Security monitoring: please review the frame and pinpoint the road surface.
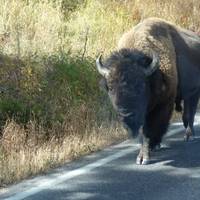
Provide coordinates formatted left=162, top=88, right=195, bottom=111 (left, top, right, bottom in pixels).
left=1, top=117, right=200, bottom=200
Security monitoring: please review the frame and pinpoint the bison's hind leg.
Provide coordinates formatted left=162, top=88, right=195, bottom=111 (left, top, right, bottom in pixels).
left=175, top=92, right=182, bottom=112
left=182, top=92, right=199, bottom=141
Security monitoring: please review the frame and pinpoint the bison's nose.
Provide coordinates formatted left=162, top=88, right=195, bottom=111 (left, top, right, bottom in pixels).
left=119, top=112, right=133, bottom=117
left=117, top=108, right=134, bottom=119
left=117, top=111, right=133, bottom=123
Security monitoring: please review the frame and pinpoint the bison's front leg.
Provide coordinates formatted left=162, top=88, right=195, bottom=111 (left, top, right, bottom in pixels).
left=136, top=135, right=150, bottom=165
left=136, top=101, right=174, bottom=165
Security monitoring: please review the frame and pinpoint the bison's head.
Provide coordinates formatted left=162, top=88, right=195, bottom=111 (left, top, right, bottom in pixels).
left=96, top=48, right=159, bottom=137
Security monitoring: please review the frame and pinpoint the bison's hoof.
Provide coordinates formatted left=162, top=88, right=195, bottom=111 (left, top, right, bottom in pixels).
left=184, top=132, right=194, bottom=142
left=142, top=159, right=150, bottom=165
left=136, top=156, right=141, bottom=165
left=184, top=135, right=194, bottom=142
left=136, top=156, right=150, bottom=165
left=184, top=127, right=195, bottom=142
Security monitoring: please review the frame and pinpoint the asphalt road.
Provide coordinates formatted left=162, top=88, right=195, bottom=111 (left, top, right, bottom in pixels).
left=1, top=118, right=200, bottom=200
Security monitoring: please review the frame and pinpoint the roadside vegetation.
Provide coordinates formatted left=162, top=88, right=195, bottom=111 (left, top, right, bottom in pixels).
left=0, top=0, right=199, bottom=186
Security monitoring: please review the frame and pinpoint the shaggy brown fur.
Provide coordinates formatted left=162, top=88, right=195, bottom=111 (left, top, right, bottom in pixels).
left=118, top=18, right=178, bottom=146
left=118, top=18, right=178, bottom=101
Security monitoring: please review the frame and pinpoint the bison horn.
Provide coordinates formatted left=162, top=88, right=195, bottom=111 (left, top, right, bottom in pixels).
left=144, top=52, right=159, bottom=76
left=96, top=54, right=110, bottom=78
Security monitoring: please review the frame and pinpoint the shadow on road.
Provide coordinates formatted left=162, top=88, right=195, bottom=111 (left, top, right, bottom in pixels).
left=26, top=125, right=200, bottom=200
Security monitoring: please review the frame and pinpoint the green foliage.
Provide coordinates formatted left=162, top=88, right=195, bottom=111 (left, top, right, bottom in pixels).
left=0, top=99, right=23, bottom=116
left=0, top=0, right=133, bottom=130
left=1, top=97, right=29, bottom=125
left=38, top=55, right=101, bottom=123
left=49, top=55, right=99, bottom=102
left=0, top=54, right=104, bottom=126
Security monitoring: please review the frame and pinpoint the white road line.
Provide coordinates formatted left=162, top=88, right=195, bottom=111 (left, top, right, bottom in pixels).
left=166, top=127, right=184, bottom=137
left=2, top=146, right=137, bottom=200
left=1, top=123, right=194, bottom=200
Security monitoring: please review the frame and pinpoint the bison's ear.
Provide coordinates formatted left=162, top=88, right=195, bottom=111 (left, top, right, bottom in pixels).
left=96, top=55, right=110, bottom=78
left=140, top=52, right=159, bottom=77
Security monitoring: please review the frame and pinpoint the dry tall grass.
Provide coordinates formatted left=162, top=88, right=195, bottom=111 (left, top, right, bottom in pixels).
left=0, top=119, right=127, bottom=185
left=0, top=0, right=65, bottom=57
left=133, top=0, right=200, bottom=32
left=0, top=0, right=134, bottom=58
left=0, top=0, right=199, bottom=187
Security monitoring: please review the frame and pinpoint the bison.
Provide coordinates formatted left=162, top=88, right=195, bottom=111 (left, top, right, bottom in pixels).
left=96, top=18, right=200, bottom=165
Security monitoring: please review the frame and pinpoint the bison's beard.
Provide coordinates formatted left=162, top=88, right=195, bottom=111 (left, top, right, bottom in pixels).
left=121, top=115, right=143, bottom=138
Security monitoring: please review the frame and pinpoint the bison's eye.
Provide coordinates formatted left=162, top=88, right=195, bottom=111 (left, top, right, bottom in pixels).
left=107, top=83, right=114, bottom=92
left=108, top=86, right=114, bottom=92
